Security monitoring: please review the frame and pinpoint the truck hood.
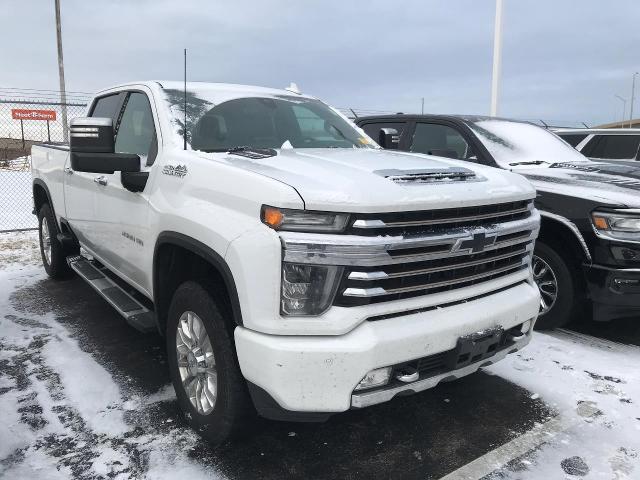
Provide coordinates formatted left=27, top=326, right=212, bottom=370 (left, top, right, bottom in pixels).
left=204, top=148, right=535, bottom=212
left=518, top=161, right=640, bottom=208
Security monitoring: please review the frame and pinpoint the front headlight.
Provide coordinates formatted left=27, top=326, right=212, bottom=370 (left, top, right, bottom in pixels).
left=281, top=263, right=343, bottom=316
left=592, top=211, right=640, bottom=241
left=261, top=205, right=349, bottom=233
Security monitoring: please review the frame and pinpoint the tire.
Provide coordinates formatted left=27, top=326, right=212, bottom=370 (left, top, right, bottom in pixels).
left=532, top=241, right=579, bottom=330
left=38, top=204, right=73, bottom=279
left=166, top=280, right=254, bottom=445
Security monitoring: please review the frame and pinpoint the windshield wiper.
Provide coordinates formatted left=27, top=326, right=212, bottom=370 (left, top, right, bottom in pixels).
left=508, top=160, right=551, bottom=166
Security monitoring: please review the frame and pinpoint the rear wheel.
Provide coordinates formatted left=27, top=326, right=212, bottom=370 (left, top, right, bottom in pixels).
left=532, top=242, right=579, bottom=330
left=167, top=281, right=254, bottom=445
left=38, top=204, right=73, bottom=279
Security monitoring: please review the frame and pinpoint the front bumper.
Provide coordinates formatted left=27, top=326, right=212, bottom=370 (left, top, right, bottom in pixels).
left=585, top=264, right=640, bottom=321
left=234, top=280, right=539, bottom=416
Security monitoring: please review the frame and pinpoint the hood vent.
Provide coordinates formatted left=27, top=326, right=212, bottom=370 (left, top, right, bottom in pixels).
left=375, top=167, right=481, bottom=185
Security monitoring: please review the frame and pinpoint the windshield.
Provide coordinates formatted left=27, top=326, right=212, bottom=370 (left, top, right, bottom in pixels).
left=466, top=119, right=590, bottom=169
left=166, top=92, right=375, bottom=151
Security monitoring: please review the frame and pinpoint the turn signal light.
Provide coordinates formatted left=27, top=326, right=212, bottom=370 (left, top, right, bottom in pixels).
left=592, top=215, right=609, bottom=230
left=262, top=207, right=284, bottom=228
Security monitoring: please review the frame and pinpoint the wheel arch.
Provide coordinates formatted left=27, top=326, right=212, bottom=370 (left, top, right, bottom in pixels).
left=153, top=232, right=243, bottom=336
left=538, top=211, right=592, bottom=264
left=33, top=179, right=55, bottom=222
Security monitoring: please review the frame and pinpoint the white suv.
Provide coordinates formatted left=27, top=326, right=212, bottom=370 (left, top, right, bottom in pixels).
left=555, top=128, right=640, bottom=163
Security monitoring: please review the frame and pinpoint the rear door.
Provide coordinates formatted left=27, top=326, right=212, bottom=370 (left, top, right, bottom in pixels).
left=92, top=90, right=159, bottom=295
left=64, top=92, right=125, bottom=248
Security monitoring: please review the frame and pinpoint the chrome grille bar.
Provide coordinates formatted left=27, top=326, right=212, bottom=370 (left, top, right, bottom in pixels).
left=352, top=204, right=532, bottom=229
left=347, top=244, right=531, bottom=281
left=343, top=260, right=528, bottom=298
left=281, top=210, right=540, bottom=267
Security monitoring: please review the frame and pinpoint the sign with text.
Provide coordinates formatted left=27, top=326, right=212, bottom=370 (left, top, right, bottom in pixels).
left=11, top=109, right=57, bottom=121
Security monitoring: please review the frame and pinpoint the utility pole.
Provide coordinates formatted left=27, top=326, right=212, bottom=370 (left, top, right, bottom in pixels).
left=614, top=94, right=627, bottom=125
left=630, top=72, right=639, bottom=128
left=54, top=0, right=68, bottom=142
left=490, top=0, right=504, bottom=116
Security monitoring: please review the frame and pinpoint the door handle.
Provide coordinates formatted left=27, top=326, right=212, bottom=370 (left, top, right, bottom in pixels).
left=93, top=175, right=108, bottom=186
left=64, top=167, right=73, bottom=175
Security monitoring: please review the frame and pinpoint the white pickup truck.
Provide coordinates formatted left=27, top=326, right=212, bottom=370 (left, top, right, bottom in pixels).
left=31, top=81, right=541, bottom=444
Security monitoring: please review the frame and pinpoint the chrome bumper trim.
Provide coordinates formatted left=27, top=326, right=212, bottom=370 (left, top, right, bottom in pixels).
left=350, top=332, right=532, bottom=409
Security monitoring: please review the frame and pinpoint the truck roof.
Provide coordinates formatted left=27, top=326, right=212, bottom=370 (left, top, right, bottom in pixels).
left=95, top=80, right=315, bottom=101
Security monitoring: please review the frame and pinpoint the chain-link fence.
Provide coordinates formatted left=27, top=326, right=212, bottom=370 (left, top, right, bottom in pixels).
left=0, top=96, right=87, bottom=232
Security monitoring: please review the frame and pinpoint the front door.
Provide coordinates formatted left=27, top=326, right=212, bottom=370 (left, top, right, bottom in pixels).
left=91, top=90, right=159, bottom=295
left=64, top=93, right=125, bottom=249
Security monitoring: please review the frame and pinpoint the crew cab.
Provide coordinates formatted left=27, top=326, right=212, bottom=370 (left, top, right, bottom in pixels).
left=31, top=82, right=540, bottom=444
left=357, top=115, right=640, bottom=328
left=554, top=128, right=640, bottom=164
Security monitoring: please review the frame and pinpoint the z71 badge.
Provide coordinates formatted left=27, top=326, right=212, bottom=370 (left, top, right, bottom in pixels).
left=162, top=164, right=188, bottom=178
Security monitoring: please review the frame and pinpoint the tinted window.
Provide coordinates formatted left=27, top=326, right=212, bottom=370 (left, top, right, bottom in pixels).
left=361, top=122, right=405, bottom=146
left=587, top=134, right=640, bottom=160
left=558, top=133, right=588, bottom=148
left=189, top=97, right=375, bottom=151
left=114, top=93, right=156, bottom=161
left=90, top=94, right=122, bottom=120
left=410, top=123, right=472, bottom=159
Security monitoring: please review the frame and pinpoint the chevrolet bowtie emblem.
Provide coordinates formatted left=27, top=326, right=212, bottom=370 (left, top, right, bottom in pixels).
left=457, top=232, right=497, bottom=253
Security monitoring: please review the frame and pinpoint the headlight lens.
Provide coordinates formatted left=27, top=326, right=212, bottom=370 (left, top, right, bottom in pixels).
left=281, top=263, right=343, bottom=316
left=592, top=211, right=640, bottom=241
left=262, top=206, right=349, bottom=232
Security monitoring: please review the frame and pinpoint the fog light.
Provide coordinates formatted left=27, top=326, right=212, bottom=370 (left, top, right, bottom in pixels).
left=355, top=367, right=392, bottom=391
left=521, top=320, right=532, bottom=334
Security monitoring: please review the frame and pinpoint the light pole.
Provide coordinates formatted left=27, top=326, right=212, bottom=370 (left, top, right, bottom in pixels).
left=54, top=0, right=68, bottom=142
left=490, top=0, right=504, bottom=116
left=614, top=94, right=627, bottom=125
left=630, top=72, right=639, bottom=128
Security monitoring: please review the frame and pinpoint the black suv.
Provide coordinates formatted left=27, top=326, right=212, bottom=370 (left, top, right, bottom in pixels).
left=356, top=115, right=640, bottom=329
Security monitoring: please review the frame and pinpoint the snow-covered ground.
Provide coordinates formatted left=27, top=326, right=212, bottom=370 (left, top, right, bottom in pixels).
left=0, top=232, right=222, bottom=479
left=1, top=231, right=639, bottom=479
left=0, top=157, right=37, bottom=231
left=484, top=331, right=640, bottom=479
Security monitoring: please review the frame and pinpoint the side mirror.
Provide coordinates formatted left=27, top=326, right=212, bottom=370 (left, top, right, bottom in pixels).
left=379, top=128, right=399, bottom=149
left=70, top=117, right=140, bottom=174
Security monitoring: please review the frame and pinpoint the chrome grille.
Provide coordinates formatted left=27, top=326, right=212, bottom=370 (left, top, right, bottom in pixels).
left=336, top=242, right=532, bottom=306
left=279, top=199, right=539, bottom=308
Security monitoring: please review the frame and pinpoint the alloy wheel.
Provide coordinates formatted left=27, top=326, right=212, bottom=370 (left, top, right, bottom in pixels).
left=176, top=311, right=217, bottom=415
left=532, top=255, right=558, bottom=315
left=41, top=216, right=52, bottom=266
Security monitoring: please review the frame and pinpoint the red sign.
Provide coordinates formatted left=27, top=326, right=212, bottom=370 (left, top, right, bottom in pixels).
left=11, top=109, right=57, bottom=121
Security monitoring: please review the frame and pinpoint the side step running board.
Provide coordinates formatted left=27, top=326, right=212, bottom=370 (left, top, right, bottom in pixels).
left=67, top=255, right=156, bottom=333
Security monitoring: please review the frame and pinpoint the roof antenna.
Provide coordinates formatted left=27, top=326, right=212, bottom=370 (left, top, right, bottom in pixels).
left=183, top=48, right=187, bottom=150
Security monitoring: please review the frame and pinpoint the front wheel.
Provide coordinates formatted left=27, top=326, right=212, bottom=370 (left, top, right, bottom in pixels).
left=532, top=242, right=579, bottom=330
left=167, top=281, right=253, bottom=445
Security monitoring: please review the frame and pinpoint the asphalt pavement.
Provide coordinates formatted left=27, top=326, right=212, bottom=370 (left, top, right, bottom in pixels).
left=6, top=274, right=554, bottom=480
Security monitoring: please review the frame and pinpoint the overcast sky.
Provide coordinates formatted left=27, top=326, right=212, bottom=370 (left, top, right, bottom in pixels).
left=2, top=0, right=639, bottom=126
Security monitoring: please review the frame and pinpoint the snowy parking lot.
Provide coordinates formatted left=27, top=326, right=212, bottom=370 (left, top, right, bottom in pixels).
left=1, top=231, right=639, bottom=479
